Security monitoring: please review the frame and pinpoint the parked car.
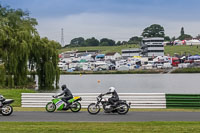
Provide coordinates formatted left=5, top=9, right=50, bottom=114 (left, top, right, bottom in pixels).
left=163, top=63, right=172, bottom=69
left=143, top=61, right=155, bottom=69
left=178, top=63, right=190, bottom=68
left=155, top=61, right=164, bottom=69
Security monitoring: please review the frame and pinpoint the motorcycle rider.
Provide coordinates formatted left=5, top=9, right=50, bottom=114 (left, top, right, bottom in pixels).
left=103, top=87, right=119, bottom=107
left=55, top=84, right=73, bottom=108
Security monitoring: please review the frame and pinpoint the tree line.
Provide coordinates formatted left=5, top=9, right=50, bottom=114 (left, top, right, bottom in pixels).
left=68, top=36, right=142, bottom=47
left=67, top=24, right=197, bottom=47
left=0, top=5, right=60, bottom=90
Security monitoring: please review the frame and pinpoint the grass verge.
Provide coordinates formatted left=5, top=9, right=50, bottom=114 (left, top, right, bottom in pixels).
left=171, top=67, right=200, bottom=73
left=0, top=122, right=200, bottom=133
left=60, top=45, right=200, bottom=56
left=0, top=89, right=35, bottom=107
left=61, top=69, right=163, bottom=75
left=60, top=44, right=139, bottom=54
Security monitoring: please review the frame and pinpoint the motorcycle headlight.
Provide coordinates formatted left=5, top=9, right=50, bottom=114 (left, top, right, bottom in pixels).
left=0, top=95, right=4, bottom=100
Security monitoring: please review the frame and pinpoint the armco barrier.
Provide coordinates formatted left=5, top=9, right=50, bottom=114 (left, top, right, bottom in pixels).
left=166, top=94, right=200, bottom=108
left=22, top=93, right=166, bottom=108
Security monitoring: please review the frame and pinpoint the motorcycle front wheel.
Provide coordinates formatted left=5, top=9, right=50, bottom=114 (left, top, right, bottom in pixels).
left=117, top=103, right=129, bottom=115
left=1, top=105, right=13, bottom=116
left=87, top=103, right=100, bottom=115
left=70, top=102, right=81, bottom=112
left=46, top=102, right=56, bottom=112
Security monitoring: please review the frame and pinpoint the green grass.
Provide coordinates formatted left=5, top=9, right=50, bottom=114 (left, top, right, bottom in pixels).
left=0, top=89, right=35, bottom=107
left=0, top=122, right=200, bottom=133
left=60, top=44, right=139, bottom=54
left=165, top=45, right=200, bottom=56
left=60, top=45, right=200, bottom=56
left=171, top=67, right=200, bottom=73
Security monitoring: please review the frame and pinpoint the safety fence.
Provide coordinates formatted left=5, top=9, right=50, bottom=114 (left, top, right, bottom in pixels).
left=166, top=94, right=200, bottom=108
left=21, top=93, right=166, bottom=108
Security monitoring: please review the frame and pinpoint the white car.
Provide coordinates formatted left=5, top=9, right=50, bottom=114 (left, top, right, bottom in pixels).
left=156, top=63, right=163, bottom=69
left=163, top=63, right=172, bottom=69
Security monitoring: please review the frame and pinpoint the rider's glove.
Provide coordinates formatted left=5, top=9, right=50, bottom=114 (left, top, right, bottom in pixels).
left=53, top=95, right=58, bottom=98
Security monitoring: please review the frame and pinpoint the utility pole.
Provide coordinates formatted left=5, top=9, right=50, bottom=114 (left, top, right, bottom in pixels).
left=61, top=28, right=64, bottom=47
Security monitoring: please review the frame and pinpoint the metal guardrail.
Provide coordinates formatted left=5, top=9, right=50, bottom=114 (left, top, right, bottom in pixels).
left=22, top=93, right=166, bottom=108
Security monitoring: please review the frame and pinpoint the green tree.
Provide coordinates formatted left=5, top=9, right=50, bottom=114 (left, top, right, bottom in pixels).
left=70, top=37, right=84, bottom=47
left=0, top=4, right=60, bottom=89
left=100, top=38, right=115, bottom=46
left=0, top=65, right=6, bottom=86
left=84, top=37, right=99, bottom=46
left=142, top=24, right=165, bottom=38
left=128, top=36, right=142, bottom=44
left=181, top=27, right=185, bottom=36
left=178, top=34, right=192, bottom=40
left=164, top=36, right=171, bottom=41
left=30, top=37, right=60, bottom=90
left=0, top=5, right=38, bottom=87
left=171, top=36, right=176, bottom=41
left=116, top=41, right=122, bottom=46
left=178, top=27, right=192, bottom=40
left=196, top=34, right=200, bottom=39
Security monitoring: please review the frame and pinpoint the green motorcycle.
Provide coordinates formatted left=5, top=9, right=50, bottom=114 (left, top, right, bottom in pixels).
left=46, top=96, right=82, bottom=112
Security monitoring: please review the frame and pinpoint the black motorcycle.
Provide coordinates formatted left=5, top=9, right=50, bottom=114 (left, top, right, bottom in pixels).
left=87, top=93, right=131, bottom=115
left=0, top=95, right=14, bottom=116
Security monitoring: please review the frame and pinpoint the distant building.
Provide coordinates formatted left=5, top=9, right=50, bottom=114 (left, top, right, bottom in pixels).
left=185, top=39, right=200, bottom=45
left=105, top=52, right=121, bottom=60
left=121, top=48, right=141, bottom=58
left=76, top=50, right=99, bottom=57
left=141, top=37, right=164, bottom=57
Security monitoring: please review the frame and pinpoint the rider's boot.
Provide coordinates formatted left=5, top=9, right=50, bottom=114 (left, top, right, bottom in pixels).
left=63, top=102, right=70, bottom=110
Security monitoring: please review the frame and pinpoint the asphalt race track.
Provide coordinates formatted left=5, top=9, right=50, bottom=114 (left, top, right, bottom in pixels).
left=1, top=111, right=200, bottom=121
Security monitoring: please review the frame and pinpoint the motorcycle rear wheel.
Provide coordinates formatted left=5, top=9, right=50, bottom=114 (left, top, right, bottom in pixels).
left=117, top=103, right=129, bottom=115
left=87, top=103, right=100, bottom=115
left=46, top=102, right=56, bottom=112
left=70, top=102, right=81, bottom=112
left=1, top=105, right=13, bottom=116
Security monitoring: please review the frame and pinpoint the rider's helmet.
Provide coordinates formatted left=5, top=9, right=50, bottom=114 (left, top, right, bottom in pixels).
left=61, top=84, right=67, bottom=91
left=109, top=87, right=115, bottom=93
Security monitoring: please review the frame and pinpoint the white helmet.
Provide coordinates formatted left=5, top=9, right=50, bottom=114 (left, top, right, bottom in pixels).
left=109, top=87, right=115, bottom=93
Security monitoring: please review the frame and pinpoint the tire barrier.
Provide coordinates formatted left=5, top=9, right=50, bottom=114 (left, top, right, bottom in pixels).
left=166, top=94, right=200, bottom=108
left=21, top=93, right=166, bottom=108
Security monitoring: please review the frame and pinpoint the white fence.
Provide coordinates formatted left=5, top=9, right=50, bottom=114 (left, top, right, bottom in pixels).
left=21, top=93, right=166, bottom=108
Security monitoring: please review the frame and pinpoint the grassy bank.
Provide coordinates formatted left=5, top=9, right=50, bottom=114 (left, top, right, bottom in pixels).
left=171, top=67, right=200, bottom=73
left=0, top=89, right=35, bottom=107
left=0, top=122, right=200, bottom=133
left=165, top=45, right=200, bottom=56
left=61, top=69, right=163, bottom=75
left=60, top=44, right=139, bottom=54
left=60, top=45, right=200, bottom=56
left=61, top=67, right=200, bottom=75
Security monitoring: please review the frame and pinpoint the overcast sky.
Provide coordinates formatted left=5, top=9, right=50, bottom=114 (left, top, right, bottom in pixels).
left=1, top=0, right=200, bottom=44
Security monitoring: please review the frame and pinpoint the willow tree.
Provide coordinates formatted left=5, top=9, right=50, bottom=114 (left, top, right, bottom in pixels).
left=30, top=37, right=60, bottom=89
left=0, top=5, right=60, bottom=89
left=0, top=5, right=38, bottom=87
